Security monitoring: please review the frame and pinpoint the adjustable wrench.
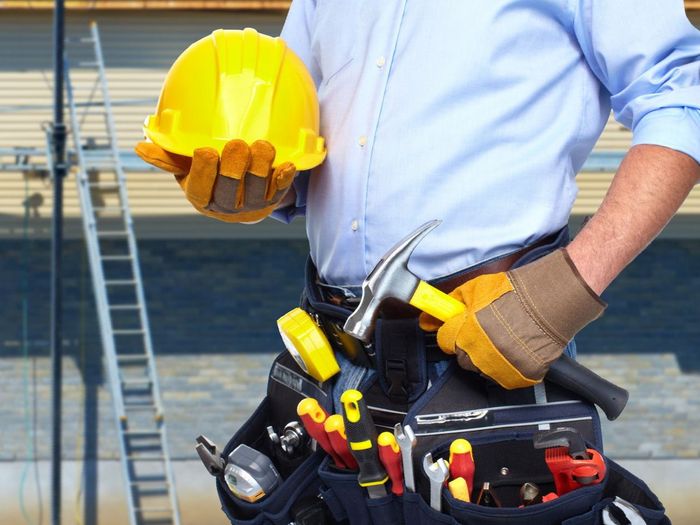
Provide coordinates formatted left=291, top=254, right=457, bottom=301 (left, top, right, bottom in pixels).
left=423, top=452, right=450, bottom=512
left=394, top=423, right=417, bottom=492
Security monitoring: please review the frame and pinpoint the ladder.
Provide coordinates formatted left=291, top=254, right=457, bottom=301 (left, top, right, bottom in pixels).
left=64, top=22, right=181, bottom=525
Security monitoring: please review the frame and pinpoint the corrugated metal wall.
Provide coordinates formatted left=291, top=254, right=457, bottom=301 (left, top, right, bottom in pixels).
left=1, top=10, right=699, bottom=238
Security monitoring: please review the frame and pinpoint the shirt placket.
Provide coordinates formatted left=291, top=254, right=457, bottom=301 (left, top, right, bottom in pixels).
left=355, top=0, right=409, bottom=278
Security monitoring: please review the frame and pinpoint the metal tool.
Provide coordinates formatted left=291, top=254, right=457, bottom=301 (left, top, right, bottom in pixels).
left=224, top=444, right=281, bottom=502
left=267, top=421, right=309, bottom=456
left=278, top=307, right=340, bottom=382
left=341, top=389, right=388, bottom=498
left=534, top=427, right=607, bottom=496
left=520, top=482, right=541, bottom=506
left=476, top=481, right=502, bottom=507
left=324, top=414, right=359, bottom=470
left=343, top=219, right=629, bottom=421
left=378, top=431, right=404, bottom=496
left=297, top=398, right=347, bottom=468
left=423, top=452, right=449, bottom=512
left=394, top=423, right=417, bottom=492
left=195, top=435, right=225, bottom=476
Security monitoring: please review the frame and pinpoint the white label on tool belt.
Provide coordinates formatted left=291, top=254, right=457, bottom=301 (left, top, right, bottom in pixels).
left=413, top=416, right=592, bottom=437
left=270, top=362, right=327, bottom=400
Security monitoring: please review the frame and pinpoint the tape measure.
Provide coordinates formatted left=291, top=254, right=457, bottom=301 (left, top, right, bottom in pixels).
left=277, top=308, right=340, bottom=382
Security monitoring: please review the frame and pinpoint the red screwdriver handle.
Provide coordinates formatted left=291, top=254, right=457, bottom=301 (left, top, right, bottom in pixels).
left=324, top=415, right=359, bottom=470
left=297, top=398, right=347, bottom=468
left=378, top=432, right=404, bottom=496
left=449, top=439, right=475, bottom=494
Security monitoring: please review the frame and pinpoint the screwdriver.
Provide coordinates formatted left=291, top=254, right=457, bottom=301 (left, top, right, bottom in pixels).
left=324, top=414, right=359, bottom=470
left=448, top=477, right=470, bottom=503
left=297, top=398, right=347, bottom=468
left=449, top=438, right=475, bottom=496
left=340, top=389, right=388, bottom=498
left=377, top=431, right=404, bottom=496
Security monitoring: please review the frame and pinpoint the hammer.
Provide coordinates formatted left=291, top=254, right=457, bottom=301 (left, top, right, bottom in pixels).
left=343, top=220, right=628, bottom=420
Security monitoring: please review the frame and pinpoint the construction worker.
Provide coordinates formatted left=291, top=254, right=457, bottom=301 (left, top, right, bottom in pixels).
left=136, top=2, right=700, bottom=392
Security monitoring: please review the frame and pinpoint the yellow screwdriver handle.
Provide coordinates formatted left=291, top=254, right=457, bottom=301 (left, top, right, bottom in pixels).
left=409, top=280, right=467, bottom=321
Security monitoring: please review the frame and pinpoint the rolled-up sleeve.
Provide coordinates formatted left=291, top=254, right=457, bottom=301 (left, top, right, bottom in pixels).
left=573, top=0, right=700, bottom=163
left=271, top=0, right=318, bottom=223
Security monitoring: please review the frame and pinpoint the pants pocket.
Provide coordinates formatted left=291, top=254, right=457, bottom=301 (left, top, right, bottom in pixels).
left=317, top=456, right=403, bottom=525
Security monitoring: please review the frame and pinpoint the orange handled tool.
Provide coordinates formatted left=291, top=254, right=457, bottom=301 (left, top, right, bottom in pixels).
left=449, top=439, right=475, bottom=495
left=377, top=432, right=404, bottom=496
left=324, top=415, right=358, bottom=470
left=297, top=398, right=346, bottom=468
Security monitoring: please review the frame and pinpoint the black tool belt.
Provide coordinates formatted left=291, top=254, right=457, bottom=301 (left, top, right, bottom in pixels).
left=213, top=226, right=670, bottom=525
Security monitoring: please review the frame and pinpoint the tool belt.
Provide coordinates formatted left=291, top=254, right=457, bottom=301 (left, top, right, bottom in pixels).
left=214, top=229, right=670, bottom=525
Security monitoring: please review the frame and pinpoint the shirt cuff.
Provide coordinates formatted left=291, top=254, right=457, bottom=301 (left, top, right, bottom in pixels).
left=631, top=106, right=700, bottom=165
left=270, top=170, right=309, bottom=224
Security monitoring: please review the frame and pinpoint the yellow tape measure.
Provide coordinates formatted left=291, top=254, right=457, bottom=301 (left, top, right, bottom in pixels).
left=277, top=308, right=340, bottom=382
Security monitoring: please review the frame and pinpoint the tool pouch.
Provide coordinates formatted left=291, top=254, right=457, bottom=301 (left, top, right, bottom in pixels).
left=318, top=456, right=404, bottom=525
left=397, top=362, right=669, bottom=525
left=217, top=352, right=331, bottom=525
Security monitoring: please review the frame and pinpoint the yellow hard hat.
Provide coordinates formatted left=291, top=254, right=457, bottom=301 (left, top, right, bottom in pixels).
left=144, top=28, right=326, bottom=170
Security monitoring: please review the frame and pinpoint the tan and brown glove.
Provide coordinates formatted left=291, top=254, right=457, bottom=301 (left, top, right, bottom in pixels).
left=135, top=139, right=296, bottom=223
left=419, top=248, right=606, bottom=389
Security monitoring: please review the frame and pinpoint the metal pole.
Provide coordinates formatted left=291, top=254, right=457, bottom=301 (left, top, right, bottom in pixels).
left=51, top=0, right=66, bottom=523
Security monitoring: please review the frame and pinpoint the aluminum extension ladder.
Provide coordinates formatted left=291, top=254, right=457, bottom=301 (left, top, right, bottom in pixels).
left=64, top=21, right=181, bottom=525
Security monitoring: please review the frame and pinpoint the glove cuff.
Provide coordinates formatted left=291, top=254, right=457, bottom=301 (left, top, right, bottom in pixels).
left=507, top=248, right=606, bottom=346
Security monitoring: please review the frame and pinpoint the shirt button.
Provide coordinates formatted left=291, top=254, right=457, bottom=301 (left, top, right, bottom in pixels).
left=358, top=136, right=367, bottom=147
left=351, top=220, right=359, bottom=231
left=375, top=56, right=386, bottom=68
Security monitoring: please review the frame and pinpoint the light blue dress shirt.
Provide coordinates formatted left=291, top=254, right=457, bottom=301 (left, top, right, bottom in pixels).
left=274, top=0, right=700, bottom=286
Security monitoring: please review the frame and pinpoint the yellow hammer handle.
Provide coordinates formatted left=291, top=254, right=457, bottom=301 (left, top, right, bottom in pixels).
left=410, top=280, right=467, bottom=321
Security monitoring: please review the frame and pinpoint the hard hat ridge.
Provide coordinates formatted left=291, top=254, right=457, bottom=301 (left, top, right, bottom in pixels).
left=144, top=28, right=326, bottom=170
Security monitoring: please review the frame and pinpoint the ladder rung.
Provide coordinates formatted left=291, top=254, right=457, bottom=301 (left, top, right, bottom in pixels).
left=113, top=329, right=144, bottom=335
left=88, top=182, right=119, bottom=189
left=127, top=455, right=166, bottom=461
left=134, top=507, right=172, bottom=515
left=97, top=230, right=128, bottom=237
left=124, top=403, right=157, bottom=410
left=117, top=355, right=149, bottom=363
left=130, top=483, right=170, bottom=494
left=105, top=280, right=135, bottom=286
left=79, top=61, right=99, bottom=67
left=93, top=206, right=123, bottom=212
left=122, top=378, right=152, bottom=387
left=102, top=255, right=133, bottom=261
left=124, top=430, right=162, bottom=437
left=109, top=303, right=139, bottom=310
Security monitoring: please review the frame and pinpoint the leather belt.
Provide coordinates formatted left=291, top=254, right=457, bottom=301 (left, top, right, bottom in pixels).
left=373, top=229, right=563, bottom=318
left=306, top=229, right=566, bottom=372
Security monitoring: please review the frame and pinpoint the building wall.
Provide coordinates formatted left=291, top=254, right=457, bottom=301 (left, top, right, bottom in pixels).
left=2, top=10, right=699, bottom=238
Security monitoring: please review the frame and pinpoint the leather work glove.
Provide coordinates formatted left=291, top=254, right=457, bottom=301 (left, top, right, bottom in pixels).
left=419, top=249, right=606, bottom=390
left=135, top=139, right=296, bottom=223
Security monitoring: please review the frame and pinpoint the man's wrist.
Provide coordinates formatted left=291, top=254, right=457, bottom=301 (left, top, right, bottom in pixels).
left=565, top=240, right=611, bottom=296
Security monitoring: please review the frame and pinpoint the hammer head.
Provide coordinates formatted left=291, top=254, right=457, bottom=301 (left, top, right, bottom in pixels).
left=343, top=220, right=440, bottom=342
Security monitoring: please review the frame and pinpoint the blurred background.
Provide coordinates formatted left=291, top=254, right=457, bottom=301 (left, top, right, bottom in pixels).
left=1, top=2, right=699, bottom=524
